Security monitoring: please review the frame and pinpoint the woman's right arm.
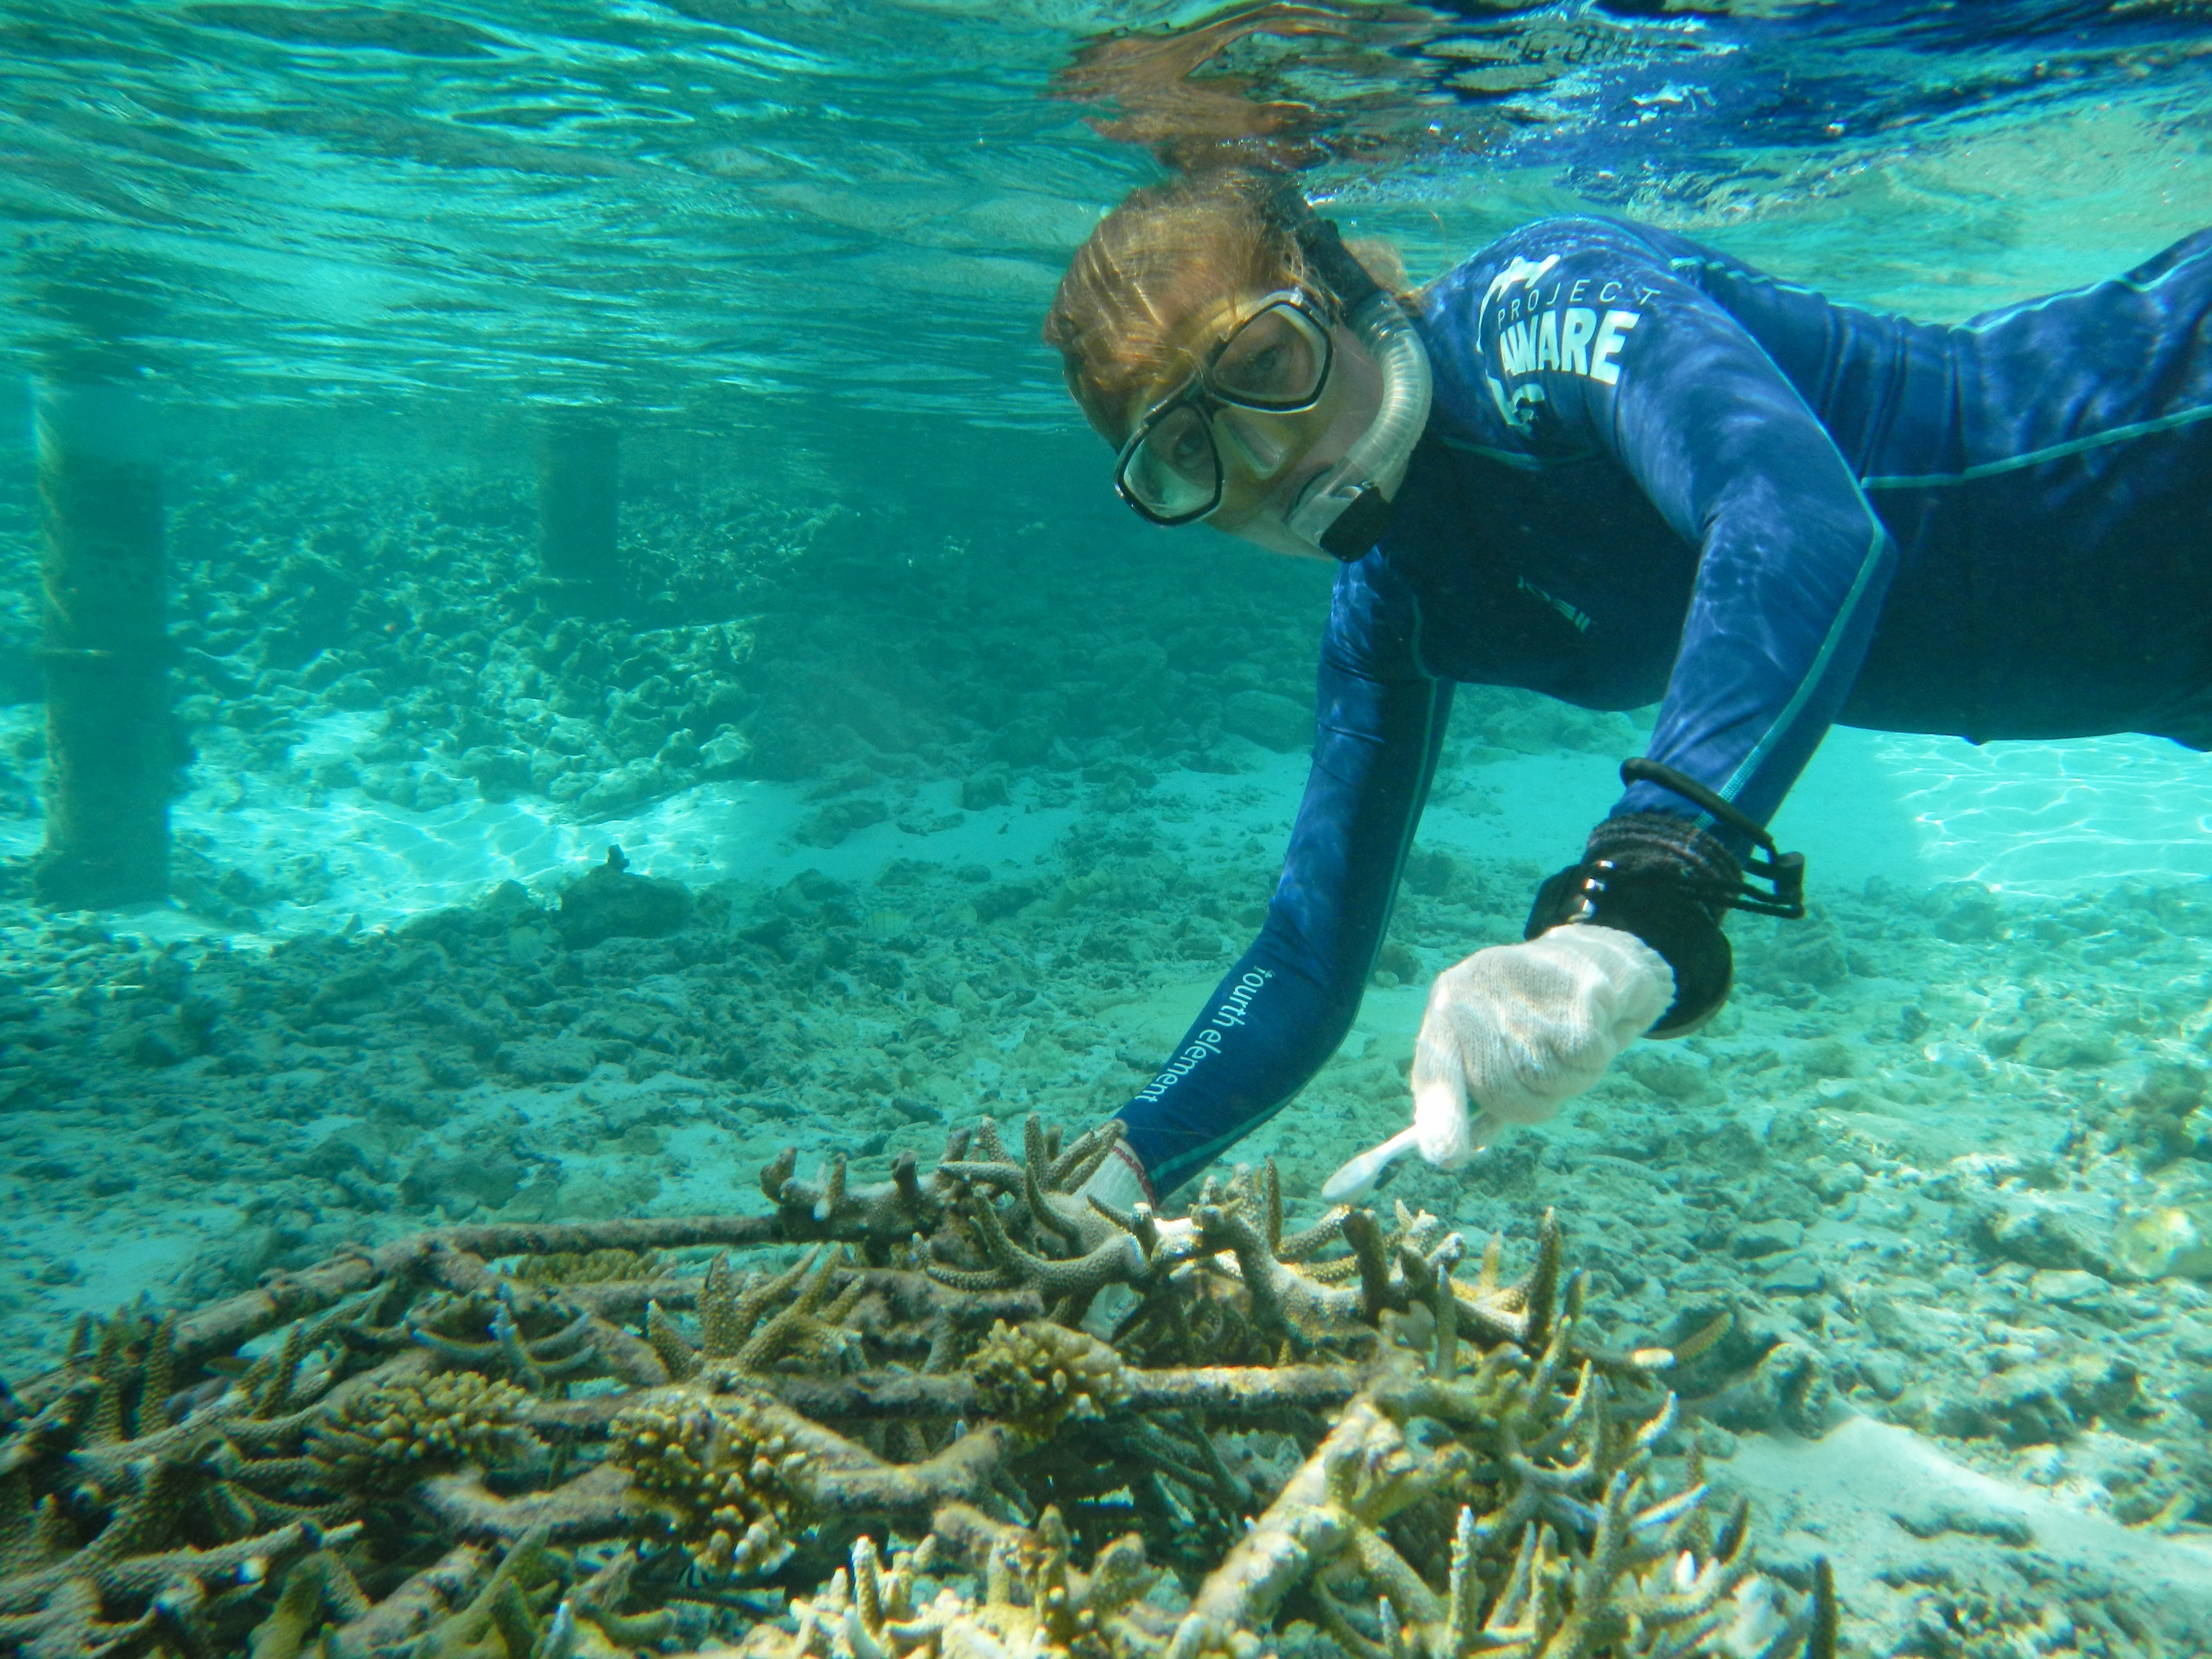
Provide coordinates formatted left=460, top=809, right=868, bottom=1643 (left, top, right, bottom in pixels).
left=1114, top=584, right=1450, bottom=1197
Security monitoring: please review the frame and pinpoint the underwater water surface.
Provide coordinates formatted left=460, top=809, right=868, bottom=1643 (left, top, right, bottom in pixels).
left=3, top=2, right=2212, bottom=1656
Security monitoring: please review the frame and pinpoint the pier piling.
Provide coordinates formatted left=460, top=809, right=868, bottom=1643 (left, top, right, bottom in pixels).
left=537, top=411, right=621, bottom=610
left=31, top=375, right=171, bottom=910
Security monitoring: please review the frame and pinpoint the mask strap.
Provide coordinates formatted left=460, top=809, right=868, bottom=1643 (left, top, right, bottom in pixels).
left=1294, top=217, right=1384, bottom=314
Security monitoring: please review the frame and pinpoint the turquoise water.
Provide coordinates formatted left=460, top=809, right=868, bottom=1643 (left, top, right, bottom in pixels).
left=2, top=4, right=2212, bottom=1656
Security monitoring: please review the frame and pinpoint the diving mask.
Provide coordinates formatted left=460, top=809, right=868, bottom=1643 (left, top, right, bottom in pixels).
left=1113, top=289, right=1337, bottom=527
left=1110, top=216, right=1433, bottom=563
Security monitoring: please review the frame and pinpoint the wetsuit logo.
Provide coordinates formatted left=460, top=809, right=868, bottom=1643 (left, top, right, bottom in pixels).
left=1133, top=968, right=1273, bottom=1103
left=1476, top=254, right=1644, bottom=431
left=1497, top=303, right=1639, bottom=385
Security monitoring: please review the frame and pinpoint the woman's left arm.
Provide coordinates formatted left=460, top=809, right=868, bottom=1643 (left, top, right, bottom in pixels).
left=1342, top=241, right=1898, bottom=1178
left=1460, top=239, right=1895, bottom=1034
left=1551, top=255, right=1897, bottom=832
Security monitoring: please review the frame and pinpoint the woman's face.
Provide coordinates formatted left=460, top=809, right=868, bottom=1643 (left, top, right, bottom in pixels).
left=1128, top=291, right=1384, bottom=560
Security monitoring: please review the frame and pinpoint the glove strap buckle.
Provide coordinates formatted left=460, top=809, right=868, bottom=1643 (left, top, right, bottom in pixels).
left=1618, top=759, right=1807, bottom=920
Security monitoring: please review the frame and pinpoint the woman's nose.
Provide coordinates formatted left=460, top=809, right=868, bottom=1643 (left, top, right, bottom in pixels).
left=1214, top=409, right=1297, bottom=480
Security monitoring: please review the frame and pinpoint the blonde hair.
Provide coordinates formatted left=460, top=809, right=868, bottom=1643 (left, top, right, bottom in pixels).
left=1042, top=170, right=1405, bottom=445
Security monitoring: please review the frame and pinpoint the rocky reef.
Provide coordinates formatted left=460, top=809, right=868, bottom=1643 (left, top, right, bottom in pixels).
left=0, top=1125, right=1831, bottom=1659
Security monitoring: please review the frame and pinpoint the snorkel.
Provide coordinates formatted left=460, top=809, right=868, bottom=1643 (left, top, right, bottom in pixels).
left=1283, top=216, right=1433, bottom=562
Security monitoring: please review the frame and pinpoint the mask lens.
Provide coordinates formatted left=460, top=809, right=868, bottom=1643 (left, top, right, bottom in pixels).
left=1212, top=303, right=1329, bottom=409
left=1122, top=402, right=1220, bottom=519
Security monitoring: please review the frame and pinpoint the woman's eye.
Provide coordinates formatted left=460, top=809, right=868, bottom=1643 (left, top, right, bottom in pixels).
left=1220, top=317, right=1314, bottom=399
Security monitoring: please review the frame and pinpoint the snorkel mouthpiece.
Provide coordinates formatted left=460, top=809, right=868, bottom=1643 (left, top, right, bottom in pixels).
left=1315, top=481, right=1397, bottom=561
left=1284, top=218, right=1434, bottom=563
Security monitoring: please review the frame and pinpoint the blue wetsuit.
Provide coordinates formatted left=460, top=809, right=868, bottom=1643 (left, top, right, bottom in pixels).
left=1121, top=216, right=2212, bottom=1196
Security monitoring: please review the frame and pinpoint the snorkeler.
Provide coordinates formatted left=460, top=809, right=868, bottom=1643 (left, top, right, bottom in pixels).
left=1042, top=170, right=2212, bottom=1208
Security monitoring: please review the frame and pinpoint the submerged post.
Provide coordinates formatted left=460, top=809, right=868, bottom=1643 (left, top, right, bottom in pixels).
left=31, top=374, right=171, bottom=909
left=537, top=410, right=620, bottom=609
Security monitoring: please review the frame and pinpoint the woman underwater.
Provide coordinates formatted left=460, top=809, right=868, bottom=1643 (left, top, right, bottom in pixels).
left=1040, top=170, right=2212, bottom=1208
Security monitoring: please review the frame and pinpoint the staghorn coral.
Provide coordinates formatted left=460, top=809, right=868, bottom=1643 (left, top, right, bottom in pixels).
left=1192, top=1200, right=1370, bottom=1352
left=409, top=1525, right=568, bottom=1659
left=641, top=1245, right=880, bottom=1385
left=507, top=1249, right=672, bottom=1286
left=329, top=1540, right=495, bottom=1656
left=245, top=1548, right=371, bottom=1659
left=0, top=1122, right=1839, bottom=1659
left=740, top=1507, right=1164, bottom=1659
left=565, top=1544, right=680, bottom=1653
left=407, top=1286, right=603, bottom=1395
left=1163, top=1309, right=1796, bottom=1659
left=927, top=1195, right=1146, bottom=1326
left=759, top=1146, right=948, bottom=1247
left=0, top=1505, right=363, bottom=1659
left=55, top=1302, right=179, bottom=1448
left=939, top=1117, right=1132, bottom=1253
left=923, top=1119, right=1151, bottom=1327
left=305, top=1371, right=535, bottom=1494
left=610, top=1395, right=809, bottom=1581
left=968, top=1321, right=1130, bottom=1440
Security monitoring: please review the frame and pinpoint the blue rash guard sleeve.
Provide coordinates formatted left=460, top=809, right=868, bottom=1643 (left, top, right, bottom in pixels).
left=1468, top=240, right=1899, bottom=833
left=1117, top=625, right=1451, bottom=1196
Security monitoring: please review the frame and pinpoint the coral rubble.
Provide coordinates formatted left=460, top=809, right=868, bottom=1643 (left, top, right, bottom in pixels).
left=0, top=1126, right=1833, bottom=1659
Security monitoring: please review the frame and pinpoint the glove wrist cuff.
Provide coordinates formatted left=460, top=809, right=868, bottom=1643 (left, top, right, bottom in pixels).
left=1582, top=812, right=1743, bottom=914
left=1527, top=812, right=1739, bottom=1037
left=1106, top=1138, right=1156, bottom=1207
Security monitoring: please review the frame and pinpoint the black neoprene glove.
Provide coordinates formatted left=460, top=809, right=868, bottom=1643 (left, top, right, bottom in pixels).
left=1523, top=812, right=1741, bottom=1038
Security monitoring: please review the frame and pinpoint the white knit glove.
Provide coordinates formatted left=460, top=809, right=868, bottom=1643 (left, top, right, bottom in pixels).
left=1075, top=1142, right=1149, bottom=1214
left=1409, top=925, right=1674, bottom=1169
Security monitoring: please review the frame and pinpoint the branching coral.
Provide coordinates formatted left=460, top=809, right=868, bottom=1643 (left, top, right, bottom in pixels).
left=927, top=1196, right=1146, bottom=1327
left=0, top=1122, right=1839, bottom=1659
left=639, top=1244, right=887, bottom=1389
left=59, top=1302, right=179, bottom=1447
left=737, top=1503, right=1164, bottom=1659
left=0, top=1506, right=363, bottom=1659
left=968, top=1321, right=1130, bottom=1440
left=246, top=1547, right=371, bottom=1659
left=306, top=1371, right=535, bottom=1494
left=610, top=1394, right=809, bottom=1580
left=1166, top=1313, right=1809, bottom=1659
left=759, top=1146, right=947, bottom=1247
left=407, top=1287, right=602, bottom=1395
left=409, top=1525, right=566, bottom=1659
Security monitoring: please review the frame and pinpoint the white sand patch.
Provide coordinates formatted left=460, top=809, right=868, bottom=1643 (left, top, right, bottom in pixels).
left=0, top=715, right=1317, bottom=940
left=8, top=706, right=2212, bottom=938
left=1729, top=1415, right=2212, bottom=1647
left=1421, top=726, right=2212, bottom=902
left=18, top=1194, right=246, bottom=1322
